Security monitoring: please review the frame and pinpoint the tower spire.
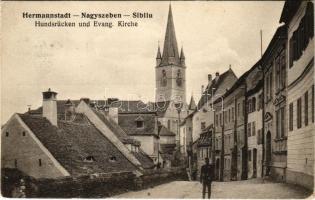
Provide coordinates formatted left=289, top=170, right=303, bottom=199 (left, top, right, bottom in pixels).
left=161, top=4, right=180, bottom=66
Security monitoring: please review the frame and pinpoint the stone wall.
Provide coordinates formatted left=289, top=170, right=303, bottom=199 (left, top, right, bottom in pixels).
left=2, top=167, right=188, bottom=198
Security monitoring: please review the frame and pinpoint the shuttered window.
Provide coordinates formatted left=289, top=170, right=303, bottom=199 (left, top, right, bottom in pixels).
left=305, top=91, right=309, bottom=126
left=297, top=98, right=302, bottom=129
left=289, top=103, right=293, bottom=131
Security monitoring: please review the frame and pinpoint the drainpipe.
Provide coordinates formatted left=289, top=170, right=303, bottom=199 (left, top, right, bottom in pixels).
left=242, top=83, right=248, bottom=180
left=220, top=104, right=225, bottom=181
left=261, top=66, right=265, bottom=178
left=232, top=97, right=238, bottom=180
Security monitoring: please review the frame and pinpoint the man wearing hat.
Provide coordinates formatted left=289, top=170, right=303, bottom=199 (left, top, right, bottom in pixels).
left=200, top=157, right=215, bottom=199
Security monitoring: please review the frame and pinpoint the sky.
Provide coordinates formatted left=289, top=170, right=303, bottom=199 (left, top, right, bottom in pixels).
left=1, top=1, right=285, bottom=124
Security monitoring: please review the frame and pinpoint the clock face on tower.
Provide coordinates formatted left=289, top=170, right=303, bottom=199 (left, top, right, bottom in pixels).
left=176, top=69, right=182, bottom=87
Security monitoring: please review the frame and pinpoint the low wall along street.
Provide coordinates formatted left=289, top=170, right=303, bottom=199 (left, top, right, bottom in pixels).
left=1, top=167, right=188, bottom=198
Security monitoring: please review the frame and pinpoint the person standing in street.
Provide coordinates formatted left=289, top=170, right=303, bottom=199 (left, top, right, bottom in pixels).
left=200, top=157, right=215, bottom=199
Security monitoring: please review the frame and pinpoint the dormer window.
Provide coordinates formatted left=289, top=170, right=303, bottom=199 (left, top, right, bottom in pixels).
left=135, top=116, right=144, bottom=129
left=84, top=156, right=96, bottom=163
left=109, top=156, right=117, bottom=162
left=136, top=121, right=144, bottom=128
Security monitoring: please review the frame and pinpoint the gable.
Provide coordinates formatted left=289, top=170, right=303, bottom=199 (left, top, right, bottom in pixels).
left=2, top=114, right=69, bottom=178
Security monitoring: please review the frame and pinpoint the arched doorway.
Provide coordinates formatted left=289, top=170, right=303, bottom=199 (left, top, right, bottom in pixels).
left=266, top=131, right=272, bottom=176
left=253, top=148, right=257, bottom=178
left=215, top=158, right=220, bottom=180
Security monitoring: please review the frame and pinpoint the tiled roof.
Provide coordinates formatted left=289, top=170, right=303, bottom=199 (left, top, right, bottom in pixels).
left=147, top=101, right=171, bottom=117
left=131, top=150, right=155, bottom=169
left=110, top=100, right=153, bottom=114
left=118, top=114, right=157, bottom=136
left=91, top=109, right=155, bottom=168
left=158, top=124, right=176, bottom=136
left=19, top=114, right=137, bottom=177
left=279, top=0, right=302, bottom=24
left=29, top=99, right=154, bottom=117
left=197, top=68, right=237, bottom=109
left=159, top=143, right=176, bottom=154
left=91, top=109, right=140, bottom=146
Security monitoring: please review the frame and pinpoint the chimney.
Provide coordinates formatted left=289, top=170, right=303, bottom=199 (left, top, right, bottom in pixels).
left=208, top=74, right=212, bottom=84
left=80, top=98, right=90, bottom=105
left=108, top=107, right=119, bottom=124
left=215, top=72, right=220, bottom=82
left=64, top=99, right=75, bottom=121
left=42, top=88, right=58, bottom=126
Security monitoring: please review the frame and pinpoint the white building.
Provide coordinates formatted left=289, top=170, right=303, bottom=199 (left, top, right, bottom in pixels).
left=280, top=0, right=314, bottom=190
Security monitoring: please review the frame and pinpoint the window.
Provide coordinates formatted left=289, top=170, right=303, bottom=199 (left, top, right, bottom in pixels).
left=258, top=94, right=262, bottom=110
left=281, top=107, right=285, bottom=137
left=243, top=100, right=246, bottom=116
left=84, top=156, right=96, bottom=162
left=276, top=54, right=281, bottom=91
left=248, top=100, right=252, bottom=113
left=269, top=72, right=273, bottom=99
left=290, top=3, right=314, bottom=68
left=312, top=85, right=314, bottom=123
left=247, top=123, right=251, bottom=137
left=276, top=110, right=280, bottom=138
left=252, top=122, right=256, bottom=136
left=305, top=92, right=308, bottom=126
left=232, top=107, right=234, bottom=121
left=109, top=156, right=117, bottom=162
left=297, top=98, right=302, bottom=129
left=22, top=131, right=26, bottom=136
left=280, top=50, right=286, bottom=89
left=289, top=103, right=293, bottom=131
left=237, top=103, right=240, bottom=116
left=206, top=148, right=209, bottom=158
left=5, top=132, right=9, bottom=137
left=228, top=109, right=231, bottom=122
left=167, top=120, right=171, bottom=129
left=201, top=122, right=206, bottom=130
left=216, top=115, right=219, bottom=126
left=252, top=97, right=256, bottom=112
left=266, top=75, right=270, bottom=100
left=257, top=129, right=261, bottom=144
left=248, top=150, right=252, bottom=161
left=39, top=159, right=42, bottom=166
left=136, top=120, right=144, bottom=128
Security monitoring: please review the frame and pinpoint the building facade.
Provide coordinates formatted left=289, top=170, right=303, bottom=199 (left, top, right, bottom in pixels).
left=261, top=25, right=288, bottom=182
left=280, top=0, right=314, bottom=190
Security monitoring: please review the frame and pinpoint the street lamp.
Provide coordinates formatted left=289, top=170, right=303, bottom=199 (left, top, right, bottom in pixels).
left=175, top=102, right=183, bottom=149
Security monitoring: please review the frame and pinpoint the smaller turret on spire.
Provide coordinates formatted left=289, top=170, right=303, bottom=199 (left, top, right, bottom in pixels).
left=188, top=95, right=196, bottom=111
left=156, top=43, right=162, bottom=66
left=180, top=46, right=185, bottom=66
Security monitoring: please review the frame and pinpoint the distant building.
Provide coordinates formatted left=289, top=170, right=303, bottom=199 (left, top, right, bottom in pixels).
left=106, top=100, right=160, bottom=163
left=280, top=0, right=314, bottom=190
left=246, top=77, right=263, bottom=179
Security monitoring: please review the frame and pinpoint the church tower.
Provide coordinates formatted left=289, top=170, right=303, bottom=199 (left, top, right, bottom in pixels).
left=155, top=5, right=186, bottom=104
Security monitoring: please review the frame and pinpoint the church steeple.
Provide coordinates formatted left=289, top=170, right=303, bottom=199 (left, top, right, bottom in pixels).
left=161, top=4, right=180, bottom=66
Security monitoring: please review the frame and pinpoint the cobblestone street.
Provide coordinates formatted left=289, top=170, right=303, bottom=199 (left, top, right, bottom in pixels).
left=114, top=179, right=313, bottom=199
